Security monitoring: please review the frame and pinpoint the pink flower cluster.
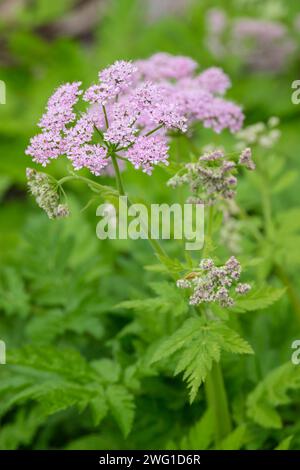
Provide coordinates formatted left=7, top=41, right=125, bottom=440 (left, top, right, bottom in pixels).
left=26, top=54, right=244, bottom=176
left=231, top=19, right=296, bottom=73
left=83, top=61, right=137, bottom=105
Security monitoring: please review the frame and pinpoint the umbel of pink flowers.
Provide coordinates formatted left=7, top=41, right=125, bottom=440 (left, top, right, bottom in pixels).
left=26, top=53, right=244, bottom=176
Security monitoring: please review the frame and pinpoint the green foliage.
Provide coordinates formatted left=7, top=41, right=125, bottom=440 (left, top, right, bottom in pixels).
left=150, top=317, right=253, bottom=402
left=233, top=287, right=286, bottom=313
left=275, top=436, right=294, bottom=450
left=0, top=0, right=300, bottom=452
left=106, top=385, right=135, bottom=437
left=1, top=345, right=135, bottom=437
left=220, top=425, right=248, bottom=450
left=169, top=409, right=214, bottom=450
left=116, top=282, right=188, bottom=317
left=0, top=408, right=44, bottom=450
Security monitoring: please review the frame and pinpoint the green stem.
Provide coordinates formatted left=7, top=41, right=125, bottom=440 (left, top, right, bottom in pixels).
left=275, top=265, right=300, bottom=324
left=110, top=152, right=167, bottom=259
left=145, top=124, right=164, bottom=137
left=116, top=124, right=165, bottom=153
left=57, top=174, right=103, bottom=190
left=205, top=361, right=232, bottom=444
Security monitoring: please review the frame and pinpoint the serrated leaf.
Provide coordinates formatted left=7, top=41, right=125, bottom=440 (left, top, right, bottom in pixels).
left=0, top=267, right=30, bottom=317
left=150, top=318, right=202, bottom=365
left=272, top=171, right=298, bottom=194
left=150, top=318, right=251, bottom=402
left=90, top=393, right=108, bottom=426
left=156, top=253, right=185, bottom=276
left=115, top=282, right=188, bottom=318
left=214, top=324, right=253, bottom=355
left=220, top=424, right=247, bottom=450
left=91, top=359, right=121, bottom=384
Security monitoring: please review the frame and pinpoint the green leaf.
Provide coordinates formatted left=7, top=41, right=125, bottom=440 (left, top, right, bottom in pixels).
left=0, top=267, right=30, bottom=317
left=91, top=359, right=121, bottom=384
left=150, top=318, right=252, bottom=402
left=88, top=181, right=119, bottom=207
left=156, top=253, right=185, bottom=276
left=275, top=435, right=293, bottom=450
left=220, top=425, right=248, bottom=450
left=215, top=324, right=254, bottom=355
left=178, top=409, right=214, bottom=450
left=90, top=393, right=109, bottom=426
left=115, top=282, right=188, bottom=317
left=150, top=318, right=203, bottom=364
left=272, top=171, right=298, bottom=194
left=247, top=363, right=300, bottom=429
left=0, top=408, right=43, bottom=450
left=276, top=208, right=300, bottom=235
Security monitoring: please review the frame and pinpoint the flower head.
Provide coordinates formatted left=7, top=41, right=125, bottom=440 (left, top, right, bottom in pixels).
left=67, top=144, right=108, bottom=176
left=25, top=131, right=64, bottom=166
left=239, top=147, right=255, bottom=170
left=84, top=61, right=137, bottom=105
left=38, top=82, right=82, bottom=132
left=168, top=150, right=239, bottom=205
left=196, top=67, right=231, bottom=95
left=127, top=135, right=169, bottom=174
